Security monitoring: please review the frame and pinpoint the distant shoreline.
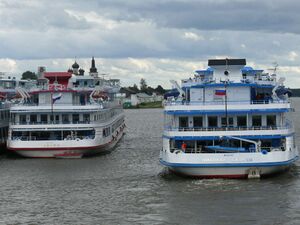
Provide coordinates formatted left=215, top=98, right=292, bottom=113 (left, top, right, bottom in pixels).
left=123, top=101, right=163, bottom=109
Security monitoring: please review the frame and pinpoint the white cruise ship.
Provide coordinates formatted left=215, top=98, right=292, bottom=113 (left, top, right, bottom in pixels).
left=160, top=58, right=298, bottom=178
left=7, top=59, right=125, bottom=158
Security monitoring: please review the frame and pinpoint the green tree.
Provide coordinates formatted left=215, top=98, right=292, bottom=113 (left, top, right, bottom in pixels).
left=140, top=78, right=147, bottom=92
left=21, top=71, right=37, bottom=80
left=154, top=85, right=166, bottom=95
left=132, top=84, right=139, bottom=93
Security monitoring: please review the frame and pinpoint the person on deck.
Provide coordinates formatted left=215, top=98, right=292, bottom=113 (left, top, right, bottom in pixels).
left=181, top=142, right=187, bottom=152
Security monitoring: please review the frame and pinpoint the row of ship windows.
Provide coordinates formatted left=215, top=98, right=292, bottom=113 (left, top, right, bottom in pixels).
left=170, top=138, right=286, bottom=153
left=11, top=118, right=124, bottom=141
left=12, top=114, right=90, bottom=124
left=175, top=114, right=278, bottom=128
left=12, top=130, right=96, bottom=141
left=104, top=118, right=125, bottom=137
left=10, top=109, right=122, bottom=124
left=112, top=118, right=125, bottom=133
left=11, top=120, right=123, bottom=141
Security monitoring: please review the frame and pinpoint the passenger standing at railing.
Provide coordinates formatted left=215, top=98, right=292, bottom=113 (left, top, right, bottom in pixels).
left=181, top=142, right=187, bottom=152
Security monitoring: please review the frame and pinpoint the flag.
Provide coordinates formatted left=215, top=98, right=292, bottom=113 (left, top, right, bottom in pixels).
left=215, top=89, right=226, bottom=96
left=52, top=93, right=62, bottom=103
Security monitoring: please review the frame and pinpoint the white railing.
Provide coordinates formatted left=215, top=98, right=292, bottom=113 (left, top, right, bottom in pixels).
left=164, top=99, right=289, bottom=106
left=170, top=146, right=284, bottom=154
left=165, top=125, right=291, bottom=132
left=11, top=135, right=95, bottom=141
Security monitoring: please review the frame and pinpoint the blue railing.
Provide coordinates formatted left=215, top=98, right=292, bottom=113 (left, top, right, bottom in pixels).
left=165, top=125, right=291, bottom=132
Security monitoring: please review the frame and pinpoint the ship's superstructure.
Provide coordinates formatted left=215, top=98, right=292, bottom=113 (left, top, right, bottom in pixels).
left=160, top=59, right=298, bottom=178
left=7, top=59, right=125, bottom=158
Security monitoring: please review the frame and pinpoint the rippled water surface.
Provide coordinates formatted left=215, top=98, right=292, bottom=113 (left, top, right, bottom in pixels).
left=0, top=101, right=300, bottom=224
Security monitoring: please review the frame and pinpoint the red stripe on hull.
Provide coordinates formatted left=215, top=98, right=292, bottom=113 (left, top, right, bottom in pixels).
left=8, top=143, right=109, bottom=151
left=191, top=174, right=248, bottom=179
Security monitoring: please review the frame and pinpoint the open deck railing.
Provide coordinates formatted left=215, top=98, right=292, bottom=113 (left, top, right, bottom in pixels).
left=11, top=135, right=95, bottom=141
left=164, top=99, right=289, bottom=106
left=170, top=146, right=284, bottom=154
left=11, top=120, right=92, bottom=125
left=165, top=124, right=292, bottom=132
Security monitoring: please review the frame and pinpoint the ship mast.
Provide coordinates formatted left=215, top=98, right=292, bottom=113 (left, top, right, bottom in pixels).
left=224, top=58, right=229, bottom=128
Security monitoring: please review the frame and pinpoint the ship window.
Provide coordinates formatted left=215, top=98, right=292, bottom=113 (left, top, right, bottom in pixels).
left=20, top=115, right=26, bottom=124
left=193, top=116, right=203, bottom=128
left=267, top=115, right=276, bottom=127
left=41, top=114, right=48, bottom=123
left=252, top=115, right=262, bottom=126
left=62, top=114, right=69, bottom=123
left=11, top=113, right=16, bottom=123
left=103, top=127, right=110, bottom=137
left=83, top=114, right=90, bottom=122
left=179, top=117, right=188, bottom=128
left=208, top=116, right=218, bottom=127
left=237, top=116, right=247, bottom=127
left=72, top=114, right=79, bottom=123
left=30, top=115, right=37, bottom=124
left=221, top=117, right=234, bottom=127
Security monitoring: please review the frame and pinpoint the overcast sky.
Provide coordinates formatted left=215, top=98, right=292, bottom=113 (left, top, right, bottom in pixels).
left=0, top=0, right=300, bottom=88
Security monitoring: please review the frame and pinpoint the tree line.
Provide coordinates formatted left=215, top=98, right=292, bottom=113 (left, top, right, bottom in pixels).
left=121, top=78, right=166, bottom=96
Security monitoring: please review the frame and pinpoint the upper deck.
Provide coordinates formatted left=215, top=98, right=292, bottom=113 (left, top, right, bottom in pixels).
left=11, top=71, right=122, bottom=113
left=165, top=58, right=291, bottom=112
left=164, top=99, right=290, bottom=114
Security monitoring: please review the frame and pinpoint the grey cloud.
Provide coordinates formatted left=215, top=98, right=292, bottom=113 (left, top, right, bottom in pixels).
left=0, top=0, right=299, bottom=70
left=91, top=0, right=300, bottom=34
left=0, top=0, right=91, bottom=31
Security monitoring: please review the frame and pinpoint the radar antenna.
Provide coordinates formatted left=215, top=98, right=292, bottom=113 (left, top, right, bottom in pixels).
left=268, top=62, right=279, bottom=74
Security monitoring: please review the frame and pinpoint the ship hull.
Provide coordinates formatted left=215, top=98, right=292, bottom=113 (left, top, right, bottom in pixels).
left=161, top=161, right=293, bottom=179
left=8, top=126, right=125, bottom=158
left=160, top=149, right=298, bottom=179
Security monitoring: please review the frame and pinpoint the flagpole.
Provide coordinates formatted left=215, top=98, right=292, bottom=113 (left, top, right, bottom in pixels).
left=225, top=81, right=228, bottom=127
left=51, top=91, right=54, bottom=123
left=225, top=58, right=229, bottom=128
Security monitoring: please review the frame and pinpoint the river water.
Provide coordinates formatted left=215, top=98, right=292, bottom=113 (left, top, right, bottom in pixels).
left=0, top=100, right=300, bottom=225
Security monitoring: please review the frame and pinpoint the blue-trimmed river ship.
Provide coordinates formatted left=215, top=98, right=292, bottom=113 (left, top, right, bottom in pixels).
left=160, top=58, right=298, bottom=178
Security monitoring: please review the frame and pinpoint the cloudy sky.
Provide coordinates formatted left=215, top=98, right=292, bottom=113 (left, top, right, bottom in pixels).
left=0, top=0, right=300, bottom=88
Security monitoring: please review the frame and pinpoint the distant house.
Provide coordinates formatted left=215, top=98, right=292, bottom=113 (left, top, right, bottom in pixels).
left=130, top=92, right=163, bottom=106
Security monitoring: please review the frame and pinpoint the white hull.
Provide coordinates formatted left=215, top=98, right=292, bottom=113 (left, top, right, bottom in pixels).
left=163, top=163, right=291, bottom=178
left=8, top=124, right=125, bottom=158
left=9, top=127, right=123, bottom=158
left=160, top=148, right=298, bottom=178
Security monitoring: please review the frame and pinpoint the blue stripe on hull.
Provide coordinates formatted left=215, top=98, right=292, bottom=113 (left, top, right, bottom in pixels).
left=163, top=134, right=294, bottom=141
left=159, top=156, right=298, bottom=168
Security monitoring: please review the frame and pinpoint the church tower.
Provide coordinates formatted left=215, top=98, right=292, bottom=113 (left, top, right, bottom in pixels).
left=72, top=61, right=80, bottom=75
left=89, top=57, right=98, bottom=77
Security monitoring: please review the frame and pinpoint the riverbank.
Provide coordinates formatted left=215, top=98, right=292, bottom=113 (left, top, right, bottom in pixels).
left=124, top=101, right=163, bottom=109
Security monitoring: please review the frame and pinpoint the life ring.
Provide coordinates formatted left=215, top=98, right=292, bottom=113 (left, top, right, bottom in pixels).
left=174, top=150, right=183, bottom=154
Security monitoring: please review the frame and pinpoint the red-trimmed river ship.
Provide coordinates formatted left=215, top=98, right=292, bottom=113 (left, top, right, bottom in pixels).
left=7, top=61, right=125, bottom=158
